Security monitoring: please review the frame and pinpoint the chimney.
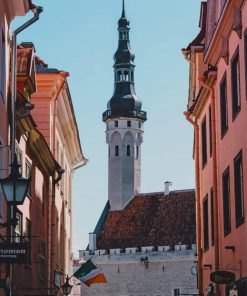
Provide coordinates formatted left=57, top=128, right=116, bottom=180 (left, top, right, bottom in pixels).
left=164, top=181, right=172, bottom=196
left=89, top=233, right=96, bottom=252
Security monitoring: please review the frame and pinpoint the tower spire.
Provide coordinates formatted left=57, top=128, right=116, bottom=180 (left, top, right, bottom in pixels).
left=121, top=0, right=126, bottom=18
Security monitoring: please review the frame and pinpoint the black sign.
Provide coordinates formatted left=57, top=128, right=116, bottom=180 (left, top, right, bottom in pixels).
left=0, top=243, right=28, bottom=263
left=210, top=271, right=235, bottom=284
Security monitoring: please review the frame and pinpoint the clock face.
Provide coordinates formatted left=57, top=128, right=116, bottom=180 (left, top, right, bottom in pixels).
left=191, top=266, right=197, bottom=276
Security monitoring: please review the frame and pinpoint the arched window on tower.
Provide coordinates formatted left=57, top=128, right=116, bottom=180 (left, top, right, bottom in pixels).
left=131, top=71, right=134, bottom=82
left=117, top=71, right=121, bottom=82
left=123, top=31, right=126, bottom=40
left=115, top=145, right=119, bottom=157
left=136, top=146, right=139, bottom=159
left=119, top=32, right=123, bottom=40
left=124, top=71, right=129, bottom=81
left=127, top=145, right=130, bottom=157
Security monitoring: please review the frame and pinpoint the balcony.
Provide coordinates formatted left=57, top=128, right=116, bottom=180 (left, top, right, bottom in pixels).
left=102, top=109, right=147, bottom=122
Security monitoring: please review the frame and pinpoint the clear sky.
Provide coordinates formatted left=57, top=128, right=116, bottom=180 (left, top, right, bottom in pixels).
left=13, top=0, right=201, bottom=253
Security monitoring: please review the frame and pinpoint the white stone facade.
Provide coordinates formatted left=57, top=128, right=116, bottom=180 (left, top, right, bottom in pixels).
left=78, top=245, right=198, bottom=296
left=106, top=118, right=144, bottom=210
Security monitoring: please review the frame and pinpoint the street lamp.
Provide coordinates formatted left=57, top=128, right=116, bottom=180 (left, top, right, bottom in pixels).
left=0, top=155, right=31, bottom=205
left=62, top=275, right=73, bottom=296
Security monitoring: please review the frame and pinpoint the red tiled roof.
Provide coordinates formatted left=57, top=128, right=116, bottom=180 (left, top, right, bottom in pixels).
left=97, top=190, right=196, bottom=249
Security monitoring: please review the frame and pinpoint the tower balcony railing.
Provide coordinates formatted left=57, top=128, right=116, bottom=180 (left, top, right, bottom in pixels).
left=103, top=109, right=147, bottom=122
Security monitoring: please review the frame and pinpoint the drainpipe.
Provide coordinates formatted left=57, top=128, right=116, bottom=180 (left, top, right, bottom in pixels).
left=184, top=111, right=203, bottom=295
left=9, top=6, right=43, bottom=296
left=198, top=75, right=220, bottom=296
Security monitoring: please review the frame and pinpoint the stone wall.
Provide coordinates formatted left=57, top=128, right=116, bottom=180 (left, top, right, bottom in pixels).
left=78, top=247, right=198, bottom=296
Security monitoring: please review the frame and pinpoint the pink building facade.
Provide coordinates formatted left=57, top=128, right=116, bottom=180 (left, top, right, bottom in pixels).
left=184, top=1, right=247, bottom=295
left=0, top=2, right=87, bottom=295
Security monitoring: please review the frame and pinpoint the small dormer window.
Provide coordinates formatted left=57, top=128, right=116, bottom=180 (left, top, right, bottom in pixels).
left=127, top=121, right=131, bottom=127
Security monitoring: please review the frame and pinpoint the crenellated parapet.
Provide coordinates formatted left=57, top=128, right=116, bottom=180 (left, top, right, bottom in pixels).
left=79, top=244, right=196, bottom=259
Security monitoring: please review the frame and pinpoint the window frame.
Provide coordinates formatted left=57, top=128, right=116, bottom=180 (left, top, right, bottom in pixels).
left=115, top=145, right=119, bottom=157
left=201, top=115, right=207, bottom=168
left=220, top=73, right=228, bottom=137
left=203, top=195, right=209, bottom=252
left=222, top=167, right=231, bottom=236
left=234, top=150, right=244, bottom=227
left=127, top=120, right=131, bottom=127
left=210, top=188, right=214, bottom=246
left=25, top=159, right=32, bottom=198
left=127, top=145, right=130, bottom=157
left=231, top=47, right=241, bottom=120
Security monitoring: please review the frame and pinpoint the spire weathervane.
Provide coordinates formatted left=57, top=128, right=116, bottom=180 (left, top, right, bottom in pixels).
left=122, top=0, right=126, bottom=18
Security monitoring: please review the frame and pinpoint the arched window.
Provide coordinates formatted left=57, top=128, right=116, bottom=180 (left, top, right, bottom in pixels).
left=127, top=145, right=130, bottom=156
left=115, top=145, right=119, bottom=157
left=124, top=71, right=129, bottom=81
left=119, top=32, right=123, bottom=40
left=131, top=71, right=134, bottom=82
left=117, top=71, right=121, bottom=82
left=136, top=146, right=139, bottom=159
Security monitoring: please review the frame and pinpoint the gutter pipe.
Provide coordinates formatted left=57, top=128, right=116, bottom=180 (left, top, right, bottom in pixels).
left=198, top=75, right=220, bottom=296
left=10, top=6, right=43, bottom=296
left=184, top=111, right=203, bottom=295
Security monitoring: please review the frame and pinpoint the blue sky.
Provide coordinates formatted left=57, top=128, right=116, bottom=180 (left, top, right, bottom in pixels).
left=13, top=0, right=201, bottom=253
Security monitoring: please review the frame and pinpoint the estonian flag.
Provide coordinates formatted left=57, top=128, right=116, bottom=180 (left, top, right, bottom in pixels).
left=74, top=259, right=107, bottom=287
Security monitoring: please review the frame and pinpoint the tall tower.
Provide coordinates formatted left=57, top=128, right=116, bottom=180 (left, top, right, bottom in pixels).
left=103, top=0, right=147, bottom=211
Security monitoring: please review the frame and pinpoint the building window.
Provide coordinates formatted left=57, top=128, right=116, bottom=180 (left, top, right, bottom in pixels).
left=16, top=147, right=23, bottom=175
left=201, top=116, right=207, bottom=167
left=244, top=30, right=247, bottom=97
left=114, top=121, right=118, bottom=127
left=203, top=196, right=209, bottom=251
left=136, top=146, right=139, bottom=159
left=231, top=49, right=241, bottom=118
left=127, top=145, right=130, bottom=156
left=0, top=29, right=6, bottom=102
left=234, top=151, right=244, bottom=227
left=115, top=145, right=119, bottom=157
left=38, top=240, right=46, bottom=281
left=174, top=289, right=181, bottom=296
left=14, top=211, right=22, bottom=243
left=25, top=160, right=32, bottom=197
left=127, top=121, right=131, bottom=127
left=26, top=218, right=32, bottom=267
left=138, top=122, right=141, bottom=129
left=210, top=188, right=214, bottom=246
left=209, top=105, right=212, bottom=156
left=220, top=74, right=228, bottom=136
left=222, top=167, right=231, bottom=236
